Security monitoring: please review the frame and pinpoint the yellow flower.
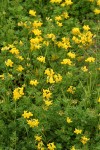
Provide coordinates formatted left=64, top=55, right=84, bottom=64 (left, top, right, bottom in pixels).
left=29, top=10, right=36, bottom=16
left=32, top=29, right=42, bottom=36
left=50, top=0, right=62, bottom=3
left=85, top=57, right=95, bottom=63
left=47, top=76, right=55, bottom=84
left=67, top=86, right=76, bottom=94
left=19, top=40, right=23, bottom=46
left=16, top=55, right=24, bottom=60
left=35, top=135, right=42, bottom=142
left=55, top=16, right=62, bottom=21
left=9, top=47, right=19, bottom=55
left=80, top=136, right=89, bottom=145
left=53, top=74, right=62, bottom=82
left=70, top=146, right=76, bottom=150
left=0, top=74, right=5, bottom=80
left=45, top=68, right=55, bottom=77
left=16, top=65, right=24, bottom=72
left=5, top=59, right=13, bottom=67
left=1, top=46, right=10, bottom=51
left=27, top=119, right=39, bottom=128
left=13, top=87, right=24, bottom=101
left=56, top=21, right=63, bottom=27
left=97, top=97, right=100, bottom=103
left=94, top=9, right=100, bottom=15
left=61, top=58, right=72, bottom=65
left=81, top=66, right=88, bottom=72
left=47, top=33, right=56, bottom=41
left=47, top=142, right=56, bottom=150
left=63, top=0, right=73, bottom=6
left=67, top=52, right=76, bottom=59
left=43, top=89, right=52, bottom=99
left=66, top=117, right=72, bottom=123
left=30, top=80, right=39, bottom=86
left=83, top=25, right=90, bottom=31
left=62, top=12, right=69, bottom=19
left=37, top=56, right=45, bottom=63
left=72, top=28, right=80, bottom=35
left=22, top=111, right=33, bottom=119
left=37, top=141, right=44, bottom=149
left=32, top=21, right=43, bottom=28
left=44, top=100, right=53, bottom=107
left=74, top=128, right=82, bottom=134
left=72, top=36, right=80, bottom=44
left=97, top=0, right=100, bottom=6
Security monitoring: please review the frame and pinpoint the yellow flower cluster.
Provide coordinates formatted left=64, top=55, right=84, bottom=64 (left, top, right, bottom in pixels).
left=70, top=146, right=76, bottom=150
left=67, top=86, right=76, bottom=94
left=34, top=135, right=56, bottom=150
left=22, top=111, right=33, bottom=119
left=22, top=110, right=39, bottom=128
left=61, top=58, right=72, bottom=65
left=43, top=89, right=52, bottom=99
left=66, top=117, right=72, bottom=123
left=27, top=119, right=39, bottom=128
left=35, top=135, right=45, bottom=150
left=43, top=88, right=53, bottom=109
left=45, top=68, right=62, bottom=84
left=9, top=47, right=19, bottom=55
left=74, top=128, right=82, bottom=134
left=13, top=87, right=24, bottom=101
left=37, top=56, right=45, bottom=63
left=16, top=65, right=24, bottom=72
left=32, top=20, right=43, bottom=28
left=57, top=37, right=71, bottom=50
left=61, top=0, right=73, bottom=7
left=0, top=74, right=5, bottom=80
left=30, top=79, right=39, bottom=86
left=81, top=66, right=88, bottom=72
left=47, top=142, right=56, bottom=150
left=50, top=0, right=62, bottom=3
left=32, top=29, right=42, bottom=36
left=80, top=136, right=89, bottom=145
left=97, top=97, right=100, bottom=103
left=94, top=8, right=100, bottom=14
left=67, top=52, right=76, bottom=59
left=72, top=27, right=81, bottom=35
left=30, top=36, right=43, bottom=50
left=97, top=0, right=100, bottom=6
left=85, top=57, right=95, bottom=63
left=5, top=59, right=13, bottom=67
left=72, top=25, right=93, bottom=47
left=47, top=33, right=56, bottom=41
left=29, top=10, right=36, bottom=16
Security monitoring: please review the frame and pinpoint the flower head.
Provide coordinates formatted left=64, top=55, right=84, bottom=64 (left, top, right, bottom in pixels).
left=43, top=89, right=52, bottom=99
left=47, top=142, right=56, bottom=150
left=66, top=117, right=72, bottom=123
left=27, top=119, right=39, bottom=128
left=30, top=80, right=39, bottom=86
left=5, top=59, right=13, bottom=67
left=13, top=87, right=24, bottom=101
left=22, top=111, right=33, bottom=119
left=74, top=128, right=82, bottom=134
left=85, top=57, right=95, bottom=63
left=29, top=10, right=36, bottom=16
left=80, top=136, right=89, bottom=144
left=35, top=135, right=42, bottom=142
left=37, top=56, right=45, bottom=63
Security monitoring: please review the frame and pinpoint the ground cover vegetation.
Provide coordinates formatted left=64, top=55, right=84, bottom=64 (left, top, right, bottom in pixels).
left=0, top=0, right=100, bottom=149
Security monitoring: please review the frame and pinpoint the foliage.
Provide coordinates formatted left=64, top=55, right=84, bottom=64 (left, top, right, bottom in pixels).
left=0, top=0, right=100, bottom=150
